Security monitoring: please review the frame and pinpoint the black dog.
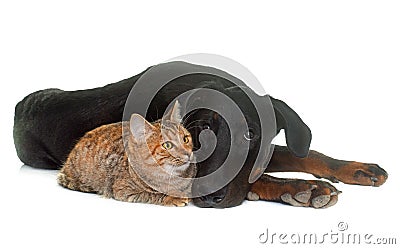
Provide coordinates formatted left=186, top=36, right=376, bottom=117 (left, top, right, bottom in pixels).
left=13, top=62, right=313, bottom=208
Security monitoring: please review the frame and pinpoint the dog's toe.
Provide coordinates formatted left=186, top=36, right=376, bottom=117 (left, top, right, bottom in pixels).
left=294, top=189, right=313, bottom=204
left=281, top=193, right=307, bottom=207
left=311, top=195, right=331, bottom=208
left=247, top=191, right=260, bottom=201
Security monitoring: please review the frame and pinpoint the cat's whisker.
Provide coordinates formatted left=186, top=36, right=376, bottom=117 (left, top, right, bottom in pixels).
left=166, top=163, right=178, bottom=193
left=182, top=112, right=197, bottom=125
left=155, top=106, right=159, bottom=119
left=183, top=118, right=202, bottom=128
left=186, top=125, right=203, bottom=131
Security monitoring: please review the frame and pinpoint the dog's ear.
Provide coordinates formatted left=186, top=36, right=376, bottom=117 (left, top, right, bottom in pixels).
left=270, top=97, right=312, bottom=158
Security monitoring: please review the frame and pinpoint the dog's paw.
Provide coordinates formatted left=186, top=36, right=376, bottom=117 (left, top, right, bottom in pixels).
left=280, top=180, right=340, bottom=209
left=163, top=196, right=190, bottom=207
left=351, top=163, right=388, bottom=187
left=314, top=162, right=388, bottom=187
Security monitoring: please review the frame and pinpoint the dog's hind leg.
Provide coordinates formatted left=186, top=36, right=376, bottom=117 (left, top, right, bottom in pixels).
left=265, top=145, right=388, bottom=187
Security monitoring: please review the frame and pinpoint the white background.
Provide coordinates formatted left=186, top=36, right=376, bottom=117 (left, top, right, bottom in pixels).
left=1, top=1, right=399, bottom=248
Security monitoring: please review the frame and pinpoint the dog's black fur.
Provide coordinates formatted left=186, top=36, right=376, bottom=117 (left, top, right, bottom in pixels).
left=14, top=62, right=311, bottom=208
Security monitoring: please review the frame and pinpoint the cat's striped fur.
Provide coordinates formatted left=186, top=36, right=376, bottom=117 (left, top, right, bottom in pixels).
left=58, top=101, right=195, bottom=206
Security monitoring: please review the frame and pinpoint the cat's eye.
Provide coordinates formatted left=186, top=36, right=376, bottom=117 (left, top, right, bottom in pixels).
left=244, top=130, right=255, bottom=141
left=183, top=135, right=190, bottom=144
left=162, top=141, right=173, bottom=150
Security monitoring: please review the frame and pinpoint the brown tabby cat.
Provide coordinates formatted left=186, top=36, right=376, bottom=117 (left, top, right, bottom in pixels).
left=58, top=101, right=195, bottom=206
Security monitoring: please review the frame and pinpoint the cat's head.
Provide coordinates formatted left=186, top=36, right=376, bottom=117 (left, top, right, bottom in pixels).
left=129, top=101, right=193, bottom=167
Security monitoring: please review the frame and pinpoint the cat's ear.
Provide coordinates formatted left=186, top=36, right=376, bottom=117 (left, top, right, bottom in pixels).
left=129, top=114, right=155, bottom=141
left=164, top=100, right=182, bottom=123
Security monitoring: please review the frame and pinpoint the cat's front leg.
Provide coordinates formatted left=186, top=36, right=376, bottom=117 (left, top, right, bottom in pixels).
left=113, top=186, right=189, bottom=207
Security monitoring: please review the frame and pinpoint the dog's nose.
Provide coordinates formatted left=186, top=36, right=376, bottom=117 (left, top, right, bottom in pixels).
left=192, top=179, right=228, bottom=207
left=199, top=192, right=226, bottom=206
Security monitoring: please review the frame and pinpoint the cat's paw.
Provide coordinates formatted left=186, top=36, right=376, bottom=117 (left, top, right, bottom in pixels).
left=163, top=196, right=190, bottom=207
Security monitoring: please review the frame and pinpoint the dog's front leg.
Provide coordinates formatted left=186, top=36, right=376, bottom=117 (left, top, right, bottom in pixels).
left=265, top=145, right=388, bottom=187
